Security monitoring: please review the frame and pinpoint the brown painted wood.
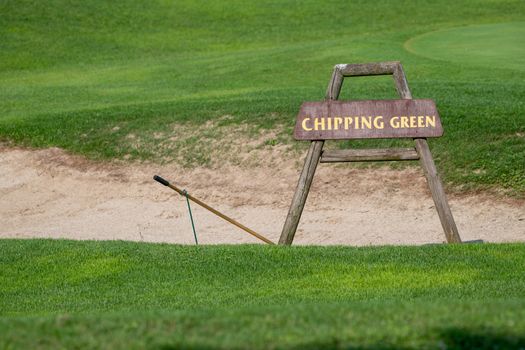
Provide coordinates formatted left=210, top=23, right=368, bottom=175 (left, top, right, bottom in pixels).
left=294, top=99, right=443, bottom=140
left=320, top=148, right=419, bottom=163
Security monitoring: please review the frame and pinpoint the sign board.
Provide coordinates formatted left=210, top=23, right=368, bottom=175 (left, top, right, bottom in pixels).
left=280, top=62, right=461, bottom=246
left=294, top=99, right=443, bottom=140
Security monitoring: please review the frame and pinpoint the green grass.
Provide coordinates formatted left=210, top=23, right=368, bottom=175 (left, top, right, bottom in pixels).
left=0, top=0, right=524, bottom=195
left=405, top=22, right=525, bottom=72
left=1, top=239, right=525, bottom=349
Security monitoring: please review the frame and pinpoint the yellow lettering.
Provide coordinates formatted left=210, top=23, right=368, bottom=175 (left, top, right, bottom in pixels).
left=302, top=117, right=312, bottom=131
left=374, top=116, right=384, bottom=129
left=409, top=116, right=417, bottom=128
left=417, top=116, right=425, bottom=128
left=426, top=116, right=436, bottom=127
left=355, top=116, right=360, bottom=129
left=344, top=117, right=353, bottom=129
left=361, top=116, right=372, bottom=129
left=314, top=117, right=325, bottom=131
left=401, top=116, right=409, bottom=128
left=390, top=116, right=400, bottom=128
left=334, top=117, right=343, bottom=130
left=327, top=117, right=332, bottom=130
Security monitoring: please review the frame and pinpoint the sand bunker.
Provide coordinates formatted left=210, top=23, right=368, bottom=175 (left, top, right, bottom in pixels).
left=1, top=146, right=523, bottom=245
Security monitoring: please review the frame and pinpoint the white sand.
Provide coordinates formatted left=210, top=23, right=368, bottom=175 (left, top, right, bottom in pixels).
left=1, top=147, right=523, bottom=245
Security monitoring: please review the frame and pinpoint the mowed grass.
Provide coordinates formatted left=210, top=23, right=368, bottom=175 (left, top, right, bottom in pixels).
left=0, top=0, right=524, bottom=195
left=1, top=239, right=525, bottom=349
left=405, top=22, right=525, bottom=72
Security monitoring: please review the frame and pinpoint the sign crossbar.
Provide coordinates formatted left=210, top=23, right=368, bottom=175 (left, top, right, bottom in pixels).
left=279, top=61, right=462, bottom=245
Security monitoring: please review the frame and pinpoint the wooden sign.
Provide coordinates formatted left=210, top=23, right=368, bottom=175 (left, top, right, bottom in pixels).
left=280, top=61, right=462, bottom=246
left=294, top=99, right=443, bottom=140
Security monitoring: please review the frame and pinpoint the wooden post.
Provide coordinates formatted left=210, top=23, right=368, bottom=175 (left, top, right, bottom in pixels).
left=391, top=63, right=462, bottom=243
left=278, top=67, right=344, bottom=245
left=414, top=139, right=462, bottom=243
left=278, top=140, right=324, bottom=245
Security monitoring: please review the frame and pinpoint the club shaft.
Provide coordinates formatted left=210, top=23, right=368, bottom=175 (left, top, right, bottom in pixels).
left=163, top=181, right=274, bottom=245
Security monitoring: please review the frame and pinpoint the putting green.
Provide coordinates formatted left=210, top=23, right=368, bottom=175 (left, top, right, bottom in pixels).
left=405, top=22, right=525, bottom=71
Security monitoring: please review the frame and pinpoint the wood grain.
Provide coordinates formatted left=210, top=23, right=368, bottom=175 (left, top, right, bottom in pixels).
left=278, top=65, right=345, bottom=245
left=278, top=140, right=324, bottom=245
left=336, top=62, right=399, bottom=76
left=321, top=148, right=419, bottom=163
left=415, top=138, right=462, bottom=243
left=392, top=62, right=462, bottom=243
left=294, top=99, right=443, bottom=140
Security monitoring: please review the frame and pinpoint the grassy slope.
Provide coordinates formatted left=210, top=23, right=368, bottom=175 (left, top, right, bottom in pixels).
left=0, top=0, right=524, bottom=195
left=1, top=239, right=525, bottom=348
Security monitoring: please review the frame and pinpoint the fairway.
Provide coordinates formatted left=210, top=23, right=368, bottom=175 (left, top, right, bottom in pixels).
left=0, top=0, right=524, bottom=194
left=405, top=22, right=525, bottom=71
left=1, top=240, right=525, bottom=348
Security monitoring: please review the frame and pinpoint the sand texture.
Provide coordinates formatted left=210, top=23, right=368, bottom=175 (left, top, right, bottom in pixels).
left=1, top=147, right=524, bottom=245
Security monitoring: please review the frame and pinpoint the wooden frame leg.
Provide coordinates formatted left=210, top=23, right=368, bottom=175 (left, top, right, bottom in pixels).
left=415, top=138, right=462, bottom=243
left=393, top=63, right=461, bottom=244
left=279, top=140, right=324, bottom=245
